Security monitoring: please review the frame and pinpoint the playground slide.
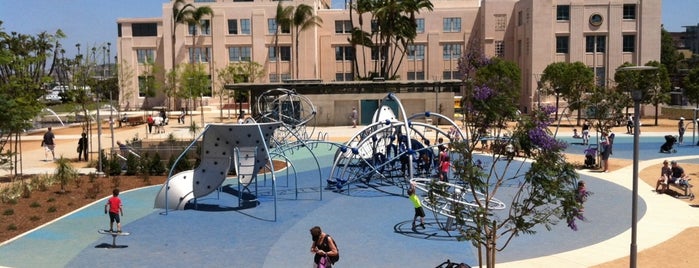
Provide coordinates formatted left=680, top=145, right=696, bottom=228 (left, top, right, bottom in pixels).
left=154, top=170, right=195, bottom=210
left=154, top=123, right=281, bottom=210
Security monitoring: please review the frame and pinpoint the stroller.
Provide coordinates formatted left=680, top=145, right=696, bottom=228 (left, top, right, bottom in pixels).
left=584, top=145, right=598, bottom=169
left=660, top=135, right=677, bottom=153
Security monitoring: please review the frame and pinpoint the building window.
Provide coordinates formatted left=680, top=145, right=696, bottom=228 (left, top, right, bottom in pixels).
left=270, top=73, right=291, bottom=82
left=407, top=44, right=425, bottom=60
left=138, top=76, right=154, bottom=97
left=416, top=18, right=425, bottom=33
left=335, top=72, right=354, bottom=81
left=269, top=46, right=291, bottom=62
left=228, top=20, right=238, bottom=35
left=593, top=67, right=606, bottom=87
left=623, top=35, right=636, bottom=52
left=371, top=46, right=388, bottom=61
left=494, top=41, right=504, bottom=57
left=132, top=23, right=157, bottom=37
left=201, top=19, right=211, bottom=35
left=335, top=20, right=352, bottom=34
left=229, top=46, right=252, bottom=62
left=586, top=36, right=606, bottom=53
left=335, top=46, right=354, bottom=61
left=189, top=47, right=211, bottom=63
left=443, top=71, right=461, bottom=80
left=136, top=49, right=155, bottom=63
left=188, top=23, right=197, bottom=35
left=494, top=14, right=506, bottom=31
left=557, top=5, right=570, bottom=21
left=241, top=19, right=251, bottom=35
left=556, top=36, right=569, bottom=54
left=517, top=11, right=523, bottom=26
left=269, top=19, right=290, bottom=34
left=623, top=4, right=636, bottom=20
left=371, top=20, right=379, bottom=33
left=407, top=71, right=425, bottom=81
left=443, top=18, right=461, bottom=33
left=443, top=43, right=462, bottom=60
left=188, top=20, right=211, bottom=35
left=268, top=19, right=277, bottom=34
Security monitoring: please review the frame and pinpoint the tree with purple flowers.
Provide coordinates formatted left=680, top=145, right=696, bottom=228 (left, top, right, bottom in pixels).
left=444, top=54, right=581, bottom=268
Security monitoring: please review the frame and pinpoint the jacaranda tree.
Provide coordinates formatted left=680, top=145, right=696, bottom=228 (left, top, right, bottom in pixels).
left=445, top=53, right=582, bottom=268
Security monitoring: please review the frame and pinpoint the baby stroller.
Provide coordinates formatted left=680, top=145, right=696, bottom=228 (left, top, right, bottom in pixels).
left=660, top=135, right=677, bottom=153
left=583, top=145, right=598, bottom=169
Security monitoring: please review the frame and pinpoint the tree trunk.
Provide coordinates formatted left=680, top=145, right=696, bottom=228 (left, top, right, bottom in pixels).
left=654, top=102, right=659, bottom=126
left=555, top=95, right=560, bottom=120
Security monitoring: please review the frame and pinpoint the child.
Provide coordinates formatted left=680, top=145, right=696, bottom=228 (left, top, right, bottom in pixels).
left=575, top=181, right=589, bottom=214
left=104, top=189, right=124, bottom=233
left=572, top=129, right=581, bottom=139
left=439, top=155, right=451, bottom=182
left=408, top=182, right=425, bottom=230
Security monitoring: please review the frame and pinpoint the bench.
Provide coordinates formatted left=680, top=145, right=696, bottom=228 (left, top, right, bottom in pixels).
left=122, top=116, right=145, bottom=126
left=667, top=181, right=693, bottom=199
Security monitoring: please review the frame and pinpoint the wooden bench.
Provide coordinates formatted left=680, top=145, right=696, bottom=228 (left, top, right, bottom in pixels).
left=122, top=116, right=145, bottom=126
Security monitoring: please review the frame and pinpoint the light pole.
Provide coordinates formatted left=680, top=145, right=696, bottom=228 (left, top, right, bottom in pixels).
left=107, top=43, right=115, bottom=150
left=619, top=65, right=657, bottom=268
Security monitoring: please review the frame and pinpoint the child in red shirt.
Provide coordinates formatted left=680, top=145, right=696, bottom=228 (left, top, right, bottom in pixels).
left=104, top=189, right=124, bottom=232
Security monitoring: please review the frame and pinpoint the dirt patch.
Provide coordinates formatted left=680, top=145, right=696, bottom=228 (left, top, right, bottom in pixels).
left=0, top=175, right=166, bottom=243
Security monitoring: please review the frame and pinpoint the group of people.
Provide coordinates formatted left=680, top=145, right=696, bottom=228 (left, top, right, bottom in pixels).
left=655, top=160, right=690, bottom=194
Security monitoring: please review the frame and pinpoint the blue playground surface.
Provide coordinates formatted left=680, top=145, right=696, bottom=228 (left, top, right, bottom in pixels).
left=1, top=132, right=697, bottom=267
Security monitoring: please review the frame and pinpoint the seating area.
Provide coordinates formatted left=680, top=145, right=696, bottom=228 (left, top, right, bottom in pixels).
left=667, top=180, right=694, bottom=199
left=121, top=115, right=145, bottom=126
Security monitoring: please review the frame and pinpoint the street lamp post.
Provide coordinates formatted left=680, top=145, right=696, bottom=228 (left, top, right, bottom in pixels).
left=619, top=65, right=657, bottom=268
left=107, top=43, right=115, bottom=150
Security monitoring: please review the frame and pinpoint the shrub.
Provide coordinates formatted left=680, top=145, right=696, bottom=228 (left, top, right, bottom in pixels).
left=30, top=201, right=41, bottom=208
left=21, top=183, right=31, bottom=198
left=85, top=182, right=101, bottom=199
left=100, top=150, right=109, bottom=173
left=125, top=153, right=140, bottom=176
left=108, top=154, right=122, bottom=176
left=47, top=206, right=57, bottom=213
left=47, top=197, right=55, bottom=203
left=110, top=176, right=121, bottom=189
left=88, top=172, right=98, bottom=183
left=150, top=153, right=166, bottom=175
left=3, top=208, right=14, bottom=215
left=29, top=216, right=41, bottom=221
left=54, top=157, right=78, bottom=193
left=7, top=224, right=17, bottom=231
left=74, top=175, right=84, bottom=189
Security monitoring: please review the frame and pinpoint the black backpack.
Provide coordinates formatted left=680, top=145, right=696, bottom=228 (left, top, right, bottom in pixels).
left=324, top=235, right=340, bottom=264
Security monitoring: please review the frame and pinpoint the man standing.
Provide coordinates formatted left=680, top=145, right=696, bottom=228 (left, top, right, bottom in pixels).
left=42, top=127, right=56, bottom=161
left=350, top=107, right=358, bottom=128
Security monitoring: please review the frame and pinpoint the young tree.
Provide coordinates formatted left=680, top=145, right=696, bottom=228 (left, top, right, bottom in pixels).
left=684, top=66, right=699, bottom=108
left=540, top=62, right=594, bottom=125
left=446, top=55, right=581, bottom=268
left=0, top=22, right=64, bottom=175
left=179, top=63, right=210, bottom=127
left=217, top=61, right=264, bottom=119
left=643, top=61, right=671, bottom=126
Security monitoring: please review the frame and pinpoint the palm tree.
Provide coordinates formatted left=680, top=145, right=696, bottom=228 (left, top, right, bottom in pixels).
left=291, top=4, right=322, bottom=79
left=185, top=5, right=213, bottom=125
left=274, top=2, right=293, bottom=82
left=170, top=0, right=194, bottom=110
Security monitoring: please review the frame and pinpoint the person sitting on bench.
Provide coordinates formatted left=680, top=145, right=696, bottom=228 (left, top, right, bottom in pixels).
left=662, top=161, right=689, bottom=193
left=656, top=160, right=673, bottom=193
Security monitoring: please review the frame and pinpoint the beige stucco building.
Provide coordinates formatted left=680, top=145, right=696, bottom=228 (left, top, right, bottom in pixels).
left=116, top=0, right=660, bottom=117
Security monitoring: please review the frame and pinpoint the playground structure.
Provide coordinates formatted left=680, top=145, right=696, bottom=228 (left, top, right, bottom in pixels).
left=328, top=93, right=466, bottom=191
left=154, top=90, right=507, bottom=228
left=327, top=93, right=507, bottom=231
left=154, top=88, right=328, bottom=220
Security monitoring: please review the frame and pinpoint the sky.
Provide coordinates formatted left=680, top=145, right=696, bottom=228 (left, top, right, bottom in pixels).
left=1, top=0, right=697, bottom=59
